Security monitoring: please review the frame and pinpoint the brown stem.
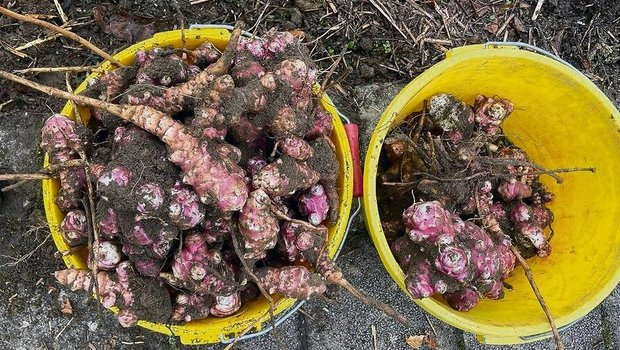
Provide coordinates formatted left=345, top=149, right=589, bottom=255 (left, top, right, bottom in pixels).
left=269, top=204, right=317, bottom=231
left=312, top=45, right=348, bottom=118
left=0, top=6, right=125, bottom=67
left=205, top=22, right=243, bottom=75
left=1, top=179, right=29, bottom=192
left=331, top=277, right=413, bottom=328
left=230, top=230, right=279, bottom=336
left=0, top=173, right=51, bottom=181
left=474, top=192, right=564, bottom=350
left=0, top=71, right=124, bottom=117
left=0, top=159, right=88, bottom=182
left=510, top=245, right=565, bottom=350
left=171, top=0, right=186, bottom=50
left=13, top=65, right=98, bottom=74
left=514, top=167, right=596, bottom=183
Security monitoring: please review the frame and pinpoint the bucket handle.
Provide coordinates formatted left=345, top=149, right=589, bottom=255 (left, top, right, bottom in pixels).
left=484, top=41, right=578, bottom=72
left=484, top=41, right=579, bottom=72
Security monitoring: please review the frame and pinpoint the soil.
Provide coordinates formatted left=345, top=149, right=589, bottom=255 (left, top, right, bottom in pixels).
left=0, top=0, right=618, bottom=349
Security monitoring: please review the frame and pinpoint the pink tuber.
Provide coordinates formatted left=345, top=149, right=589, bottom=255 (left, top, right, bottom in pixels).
left=238, top=189, right=279, bottom=261
left=60, top=210, right=88, bottom=246
left=136, top=182, right=165, bottom=215
left=298, top=184, right=329, bottom=226
left=55, top=261, right=172, bottom=327
left=473, top=95, right=514, bottom=135
left=443, top=288, right=479, bottom=311
left=404, top=259, right=435, bottom=298
left=210, top=293, right=241, bottom=317
left=93, top=241, right=122, bottom=271
left=97, top=205, right=120, bottom=240
left=165, top=232, right=236, bottom=296
left=40, top=114, right=87, bottom=211
left=252, top=156, right=320, bottom=197
left=172, top=293, right=212, bottom=322
left=402, top=201, right=456, bottom=245
left=256, top=266, right=326, bottom=300
left=168, top=182, right=206, bottom=230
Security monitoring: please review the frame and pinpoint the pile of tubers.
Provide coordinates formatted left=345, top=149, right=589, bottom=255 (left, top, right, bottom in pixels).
left=377, top=94, right=556, bottom=311
left=46, top=25, right=352, bottom=326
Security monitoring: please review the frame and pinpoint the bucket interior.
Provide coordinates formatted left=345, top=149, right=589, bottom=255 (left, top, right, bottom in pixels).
left=367, top=46, right=620, bottom=339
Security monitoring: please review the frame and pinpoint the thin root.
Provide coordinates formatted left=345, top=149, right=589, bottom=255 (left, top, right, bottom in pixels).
left=511, top=245, right=565, bottom=350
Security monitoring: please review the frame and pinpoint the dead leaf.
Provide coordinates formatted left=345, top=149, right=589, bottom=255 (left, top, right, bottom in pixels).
left=406, top=335, right=426, bottom=349
left=289, top=29, right=306, bottom=38
left=425, top=335, right=438, bottom=349
left=60, top=296, right=73, bottom=315
left=512, top=16, right=527, bottom=33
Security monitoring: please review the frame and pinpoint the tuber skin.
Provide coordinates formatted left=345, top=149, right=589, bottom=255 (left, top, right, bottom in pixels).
left=135, top=182, right=165, bottom=215
left=279, top=221, right=328, bottom=264
left=83, top=66, right=138, bottom=102
left=247, top=156, right=268, bottom=178
left=210, top=293, right=241, bottom=317
left=60, top=210, right=88, bottom=246
left=398, top=199, right=517, bottom=310
left=306, top=138, right=340, bottom=224
left=402, top=201, right=456, bottom=245
left=404, top=259, right=436, bottom=298
left=55, top=261, right=172, bottom=327
left=252, top=155, right=320, bottom=198
left=200, top=216, right=233, bottom=245
left=135, top=48, right=196, bottom=87
left=93, top=241, right=122, bottom=271
left=172, top=292, right=212, bottom=322
left=238, top=189, right=279, bottom=261
left=97, top=203, right=120, bottom=240
left=443, top=288, right=480, bottom=312
left=168, top=182, right=206, bottom=230
left=121, top=219, right=178, bottom=276
left=306, top=105, right=333, bottom=140
left=279, top=137, right=314, bottom=161
left=193, top=41, right=221, bottom=68
left=473, top=95, right=514, bottom=135
left=256, top=266, right=326, bottom=300
left=165, top=232, right=237, bottom=296
left=298, top=184, right=329, bottom=226
left=40, top=114, right=87, bottom=211
left=427, top=94, right=474, bottom=142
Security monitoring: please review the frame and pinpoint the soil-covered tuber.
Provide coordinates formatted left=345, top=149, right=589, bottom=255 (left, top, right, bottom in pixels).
left=378, top=94, right=561, bottom=312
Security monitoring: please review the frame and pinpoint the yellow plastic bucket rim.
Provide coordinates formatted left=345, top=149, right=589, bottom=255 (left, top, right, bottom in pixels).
left=42, top=27, right=354, bottom=345
left=362, top=43, right=620, bottom=344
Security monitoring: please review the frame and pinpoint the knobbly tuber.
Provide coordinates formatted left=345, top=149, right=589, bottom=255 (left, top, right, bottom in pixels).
left=55, top=261, right=172, bottom=327
left=2, top=21, right=414, bottom=329
left=377, top=93, right=589, bottom=314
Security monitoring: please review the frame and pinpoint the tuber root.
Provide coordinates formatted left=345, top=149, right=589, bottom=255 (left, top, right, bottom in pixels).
left=238, top=189, right=279, bottom=261
left=256, top=266, right=326, bottom=300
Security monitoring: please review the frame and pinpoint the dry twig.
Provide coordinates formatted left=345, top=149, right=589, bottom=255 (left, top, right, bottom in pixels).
left=0, top=6, right=125, bottom=67
left=511, top=245, right=565, bottom=350
left=14, top=65, right=97, bottom=74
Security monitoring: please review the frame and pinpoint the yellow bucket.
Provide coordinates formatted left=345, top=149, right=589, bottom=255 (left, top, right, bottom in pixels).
left=362, top=43, right=620, bottom=344
left=42, top=28, right=354, bottom=345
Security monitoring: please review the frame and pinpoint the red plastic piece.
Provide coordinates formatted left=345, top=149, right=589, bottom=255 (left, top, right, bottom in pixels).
left=344, top=124, right=363, bottom=197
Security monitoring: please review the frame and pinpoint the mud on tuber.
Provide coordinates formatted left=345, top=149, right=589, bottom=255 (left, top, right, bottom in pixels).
left=0, top=21, right=413, bottom=328
left=377, top=93, right=592, bottom=313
